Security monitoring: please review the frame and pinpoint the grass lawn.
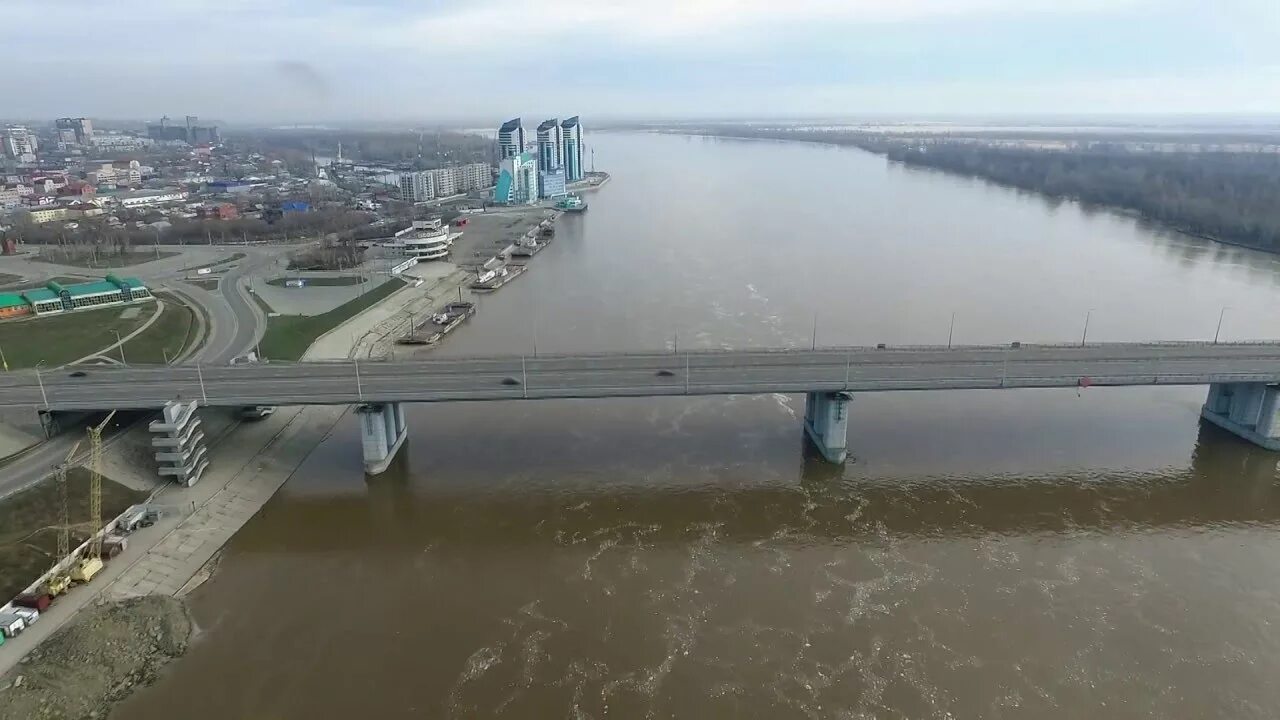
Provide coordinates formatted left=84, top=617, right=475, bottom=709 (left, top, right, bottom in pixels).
left=266, top=275, right=364, bottom=287
left=31, top=249, right=180, bottom=269
left=250, top=290, right=275, bottom=315
left=0, top=466, right=147, bottom=600
left=0, top=302, right=160, bottom=369
left=0, top=276, right=94, bottom=292
left=259, top=278, right=405, bottom=361
left=179, top=252, right=245, bottom=272
left=120, top=293, right=195, bottom=365
left=188, top=278, right=221, bottom=291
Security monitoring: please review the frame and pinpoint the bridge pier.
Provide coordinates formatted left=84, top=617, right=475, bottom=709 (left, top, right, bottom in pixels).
left=804, top=391, right=852, bottom=463
left=358, top=402, right=408, bottom=475
left=1201, top=382, right=1280, bottom=450
left=37, top=410, right=92, bottom=438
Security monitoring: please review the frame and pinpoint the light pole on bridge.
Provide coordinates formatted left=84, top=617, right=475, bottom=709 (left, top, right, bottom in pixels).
left=35, top=360, right=48, bottom=409
left=1080, top=309, right=1095, bottom=347
left=1214, top=306, right=1231, bottom=344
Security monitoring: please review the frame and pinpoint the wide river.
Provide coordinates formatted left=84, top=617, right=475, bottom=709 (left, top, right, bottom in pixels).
left=117, top=133, right=1280, bottom=718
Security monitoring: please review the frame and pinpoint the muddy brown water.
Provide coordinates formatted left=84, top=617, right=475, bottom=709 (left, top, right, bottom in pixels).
left=115, top=133, right=1280, bottom=719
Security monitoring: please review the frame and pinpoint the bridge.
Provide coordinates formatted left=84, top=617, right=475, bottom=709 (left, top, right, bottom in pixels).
left=5, top=342, right=1280, bottom=474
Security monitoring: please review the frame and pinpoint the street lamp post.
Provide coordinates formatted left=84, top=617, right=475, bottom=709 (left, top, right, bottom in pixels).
left=1080, top=309, right=1094, bottom=347
left=196, top=363, right=208, bottom=403
left=113, top=330, right=127, bottom=366
left=35, top=360, right=48, bottom=409
left=947, top=312, right=956, bottom=349
left=1214, top=306, right=1231, bottom=344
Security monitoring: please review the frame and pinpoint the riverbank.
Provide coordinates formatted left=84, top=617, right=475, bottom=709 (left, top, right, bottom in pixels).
left=0, top=596, right=191, bottom=720
left=664, top=127, right=1280, bottom=256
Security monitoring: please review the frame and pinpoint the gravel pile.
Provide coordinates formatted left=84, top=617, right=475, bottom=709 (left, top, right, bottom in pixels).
left=0, top=595, right=192, bottom=720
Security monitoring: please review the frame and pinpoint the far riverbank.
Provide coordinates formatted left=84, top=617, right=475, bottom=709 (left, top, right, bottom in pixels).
left=661, top=127, right=1280, bottom=257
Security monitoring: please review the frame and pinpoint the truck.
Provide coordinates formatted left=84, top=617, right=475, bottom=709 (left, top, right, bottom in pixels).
left=0, top=613, right=26, bottom=638
left=70, top=557, right=104, bottom=584
left=117, top=507, right=149, bottom=534
left=100, top=535, right=128, bottom=559
left=14, top=593, right=52, bottom=612
left=43, top=575, right=72, bottom=597
left=9, top=606, right=39, bottom=625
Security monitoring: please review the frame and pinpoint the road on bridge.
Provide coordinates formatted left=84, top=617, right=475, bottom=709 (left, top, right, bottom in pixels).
left=3, top=343, right=1280, bottom=412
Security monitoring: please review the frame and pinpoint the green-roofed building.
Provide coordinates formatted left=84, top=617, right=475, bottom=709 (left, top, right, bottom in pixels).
left=0, top=275, right=154, bottom=320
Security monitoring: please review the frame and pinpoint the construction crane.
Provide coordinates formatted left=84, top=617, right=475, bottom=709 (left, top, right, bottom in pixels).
left=86, top=410, right=116, bottom=559
left=54, top=441, right=82, bottom=564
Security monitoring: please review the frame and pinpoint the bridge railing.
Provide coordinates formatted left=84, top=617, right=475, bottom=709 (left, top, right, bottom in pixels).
left=204, top=338, right=1280, bottom=366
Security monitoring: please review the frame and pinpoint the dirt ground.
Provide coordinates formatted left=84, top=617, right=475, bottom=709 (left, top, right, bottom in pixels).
left=0, top=595, right=192, bottom=720
left=0, top=468, right=148, bottom=601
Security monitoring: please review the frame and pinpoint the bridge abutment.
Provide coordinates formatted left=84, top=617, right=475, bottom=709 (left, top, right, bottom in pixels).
left=804, top=391, right=852, bottom=463
left=149, top=400, right=210, bottom=486
left=358, top=402, right=407, bottom=475
left=1201, top=382, right=1280, bottom=450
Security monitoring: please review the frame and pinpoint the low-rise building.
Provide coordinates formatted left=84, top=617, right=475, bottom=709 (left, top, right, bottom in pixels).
left=206, top=180, right=255, bottom=194
left=386, top=219, right=454, bottom=261
left=86, top=160, right=142, bottom=187
left=24, top=206, right=74, bottom=224
left=115, top=189, right=190, bottom=208
left=92, top=134, right=153, bottom=151
left=22, top=194, right=58, bottom=208
left=199, top=203, right=239, bottom=220
left=59, top=181, right=96, bottom=199
left=0, top=184, right=31, bottom=209
left=3, top=275, right=154, bottom=318
left=539, top=169, right=566, bottom=198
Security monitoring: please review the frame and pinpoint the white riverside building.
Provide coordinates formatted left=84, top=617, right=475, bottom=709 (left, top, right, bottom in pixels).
left=385, top=219, right=456, bottom=261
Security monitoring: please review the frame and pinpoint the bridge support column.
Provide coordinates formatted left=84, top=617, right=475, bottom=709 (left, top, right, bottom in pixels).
left=1201, top=382, right=1280, bottom=451
left=358, top=402, right=408, bottom=475
left=804, top=391, right=852, bottom=463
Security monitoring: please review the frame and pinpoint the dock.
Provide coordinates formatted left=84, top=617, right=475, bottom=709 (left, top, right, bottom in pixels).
left=396, top=301, right=475, bottom=345
left=470, top=264, right=526, bottom=292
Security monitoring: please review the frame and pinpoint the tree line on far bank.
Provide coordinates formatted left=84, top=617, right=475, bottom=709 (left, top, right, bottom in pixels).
left=686, top=127, right=1280, bottom=253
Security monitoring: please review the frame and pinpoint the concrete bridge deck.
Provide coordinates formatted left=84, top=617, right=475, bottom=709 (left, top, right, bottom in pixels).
left=5, top=342, right=1280, bottom=411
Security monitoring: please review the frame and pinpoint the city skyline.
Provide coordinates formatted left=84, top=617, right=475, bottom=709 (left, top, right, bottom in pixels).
left=2, top=0, right=1278, bottom=121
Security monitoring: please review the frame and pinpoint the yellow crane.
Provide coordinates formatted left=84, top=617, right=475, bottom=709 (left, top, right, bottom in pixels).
left=68, top=411, right=116, bottom=585
left=54, top=441, right=82, bottom=562
left=44, top=441, right=81, bottom=596
left=86, top=410, right=116, bottom=559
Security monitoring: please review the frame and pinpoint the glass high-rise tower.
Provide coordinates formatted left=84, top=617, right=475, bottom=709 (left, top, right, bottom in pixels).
left=498, top=118, right=525, bottom=160
left=536, top=119, right=563, bottom=173
left=561, top=116, right=584, bottom=183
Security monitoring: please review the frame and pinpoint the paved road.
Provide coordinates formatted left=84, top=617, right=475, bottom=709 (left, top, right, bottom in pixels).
left=4, top=343, right=1280, bottom=411
left=0, top=247, right=273, bottom=498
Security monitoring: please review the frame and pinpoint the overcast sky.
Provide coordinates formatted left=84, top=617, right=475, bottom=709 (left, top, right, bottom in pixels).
left=4, top=0, right=1279, bottom=124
